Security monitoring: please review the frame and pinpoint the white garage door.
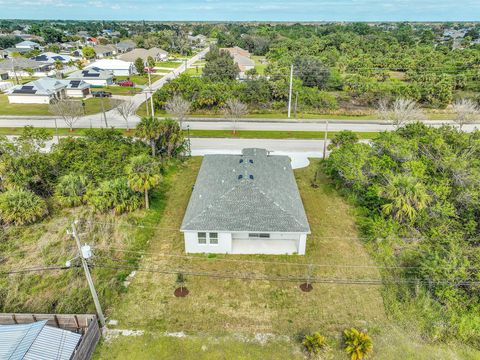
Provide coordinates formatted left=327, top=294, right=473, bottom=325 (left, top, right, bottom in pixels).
left=231, top=239, right=298, bottom=255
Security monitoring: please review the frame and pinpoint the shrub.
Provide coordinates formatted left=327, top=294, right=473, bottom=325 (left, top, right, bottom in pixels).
left=302, top=332, right=328, bottom=354
left=0, top=189, right=48, bottom=225
left=55, top=173, right=88, bottom=207
left=87, top=178, right=142, bottom=214
left=343, top=328, right=373, bottom=360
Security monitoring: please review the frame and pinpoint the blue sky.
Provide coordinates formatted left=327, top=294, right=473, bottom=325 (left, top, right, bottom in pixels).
left=1, top=0, right=479, bottom=21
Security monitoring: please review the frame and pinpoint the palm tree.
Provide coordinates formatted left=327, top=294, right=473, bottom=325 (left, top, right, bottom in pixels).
left=0, top=189, right=48, bottom=225
left=135, top=117, right=162, bottom=156
left=380, top=174, right=431, bottom=223
left=55, top=173, right=88, bottom=207
left=125, top=155, right=161, bottom=209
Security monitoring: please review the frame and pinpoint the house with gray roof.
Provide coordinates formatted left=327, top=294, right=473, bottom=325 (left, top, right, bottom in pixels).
left=67, top=67, right=114, bottom=86
left=15, top=40, right=41, bottom=50
left=181, top=148, right=310, bottom=255
left=118, top=47, right=168, bottom=62
left=0, top=58, right=53, bottom=77
left=7, top=77, right=90, bottom=104
left=116, top=40, right=136, bottom=53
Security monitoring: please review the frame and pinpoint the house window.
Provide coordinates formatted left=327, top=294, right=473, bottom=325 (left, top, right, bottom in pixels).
left=198, top=232, right=207, bottom=244
left=249, top=233, right=270, bottom=239
left=209, top=232, right=218, bottom=244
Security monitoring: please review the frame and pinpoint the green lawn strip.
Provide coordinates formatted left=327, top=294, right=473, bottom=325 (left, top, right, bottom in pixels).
left=0, top=127, right=379, bottom=140
left=252, top=55, right=267, bottom=75
left=97, top=86, right=141, bottom=96
left=0, top=95, right=113, bottom=116
left=155, top=61, right=183, bottom=68
left=115, top=75, right=161, bottom=86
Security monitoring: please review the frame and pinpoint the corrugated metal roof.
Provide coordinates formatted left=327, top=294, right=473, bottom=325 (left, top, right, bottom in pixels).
left=0, top=321, right=81, bottom=360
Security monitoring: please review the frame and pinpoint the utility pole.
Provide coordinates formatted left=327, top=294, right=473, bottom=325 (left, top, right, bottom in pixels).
left=294, top=91, right=298, bottom=119
left=147, top=71, right=155, bottom=117
left=145, top=92, right=150, bottom=117
left=323, top=119, right=329, bottom=160
left=69, top=221, right=106, bottom=328
left=101, top=98, right=108, bottom=127
left=287, top=64, right=293, bottom=118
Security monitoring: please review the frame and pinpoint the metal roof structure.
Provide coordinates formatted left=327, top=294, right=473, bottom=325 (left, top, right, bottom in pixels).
left=0, top=320, right=81, bottom=360
left=7, top=77, right=89, bottom=96
left=67, top=67, right=113, bottom=80
left=181, top=148, right=311, bottom=233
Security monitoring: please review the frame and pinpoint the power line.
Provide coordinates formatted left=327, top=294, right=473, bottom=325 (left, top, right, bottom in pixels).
left=0, top=265, right=70, bottom=275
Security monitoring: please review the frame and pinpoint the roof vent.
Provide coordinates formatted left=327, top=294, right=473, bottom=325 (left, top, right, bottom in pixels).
left=249, top=159, right=254, bottom=164
left=249, top=175, right=254, bottom=180
left=238, top=175, right=243, bottom=180
left=239, top=159, right=244, bottom=163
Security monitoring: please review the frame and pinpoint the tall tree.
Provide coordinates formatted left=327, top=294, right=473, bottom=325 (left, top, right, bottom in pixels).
left=165, top=95, right=190, bottom=128
left=125, top=155, right=161, bottom=209
left=135, top=116, right=162, bottom=156
left=223, top=98, right=248, bottom=134
left=377, top=98, right=424, bottom=129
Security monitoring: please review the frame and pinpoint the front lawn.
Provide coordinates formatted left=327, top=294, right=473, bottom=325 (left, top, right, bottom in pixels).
left=0, top=95, right=114, bottom=116
left=155, top=61, right=183, bottom=68
left=98, top=86, right=141, bottom=96
left=115, top=75, right=161, bottom=86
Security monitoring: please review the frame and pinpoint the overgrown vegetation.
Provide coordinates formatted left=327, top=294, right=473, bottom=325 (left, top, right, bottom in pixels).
left=324, top=124, right=480, bottom=346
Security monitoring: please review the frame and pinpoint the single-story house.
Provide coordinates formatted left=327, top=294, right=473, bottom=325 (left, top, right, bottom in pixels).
left=0, top=58, right=53, bottom=77
left=188, top=34, right=207, bottom=47
left=7, top=77, right=89, bottom=103
left=32, top=52, right=77, bottom=64
left=67, top=67, right=114, bottom=86
left=221, top=46, right=251, bottom=58
left=0, top=321, right=81, bottom=359
left=118, top=47, right=168, bottom=62
left=1, top=47, right=30, bottom=58
left=93, top=44, right=117, bottom=58
left=233, top=54, right=255, bottom=74
left=116, top=40, right=136, bottom=53
left=7, top=77, right=67, bottom=104
left=85, top=59, right=134, bottom=76
left=86, top=37, right=98, bottom=46
left=181, top=148, right=311, bottom=255
left=15, top=40, right=41, bottom=50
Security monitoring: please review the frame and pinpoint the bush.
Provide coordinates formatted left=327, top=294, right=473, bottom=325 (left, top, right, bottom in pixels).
left=87, top=178, right=142, bottom=214
left=55, top=173, right=88, bottom=207
left=343, top=328, right=373, bottom=360
left=0, top=189, right=48, bottom=225
left=302, top=332, right=328, bottom=354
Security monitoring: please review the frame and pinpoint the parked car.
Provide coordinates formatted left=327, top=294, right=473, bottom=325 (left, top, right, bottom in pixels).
left=91, top=91, right=112, bottom=98
left=117, top=80, right=134, bottom=87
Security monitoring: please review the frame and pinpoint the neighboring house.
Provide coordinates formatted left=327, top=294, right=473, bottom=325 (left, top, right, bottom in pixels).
left=1, top=47, right=30, bottom=58
left=85, top=59, right=134, bottom=76
left=32, top=52, right=77, bottom=64
left=94, top=44, right=117, bottom=58
left=221, top=46, right=251, bottom=58
left=0, top=321, right=81, bottom=360
left=0, top=58, right=52, bottom=77
left=220, top=46, right=255, bottom=75
left=7, top=77, right=66, bottom=104
left=86, top=37, right=98, bottom=46
left=188, top=34, right=207, bottom=47
left=116, top=40, right=136, bottom=53
left=181, top=148, right=311, bottom=255
left=77, top=31, right=90, bottom=39
left=233, top=54, right=255, bottom=74
left=118, top=47, right=168, bottom=62
left=68, top=67, right=114, bottom=86
left=15, top=40, right=41, bottom=50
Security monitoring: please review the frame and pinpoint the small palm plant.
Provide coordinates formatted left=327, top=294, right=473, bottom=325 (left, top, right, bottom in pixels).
left=125, top=155, right=162, bottom=209
left=343, top=328, right=373, bottom=360
left=302, top=332, right=328, bottom=354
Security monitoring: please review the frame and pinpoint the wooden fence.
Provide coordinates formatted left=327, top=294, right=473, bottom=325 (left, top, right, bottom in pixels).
left=0, top=313, right=100, bottom=360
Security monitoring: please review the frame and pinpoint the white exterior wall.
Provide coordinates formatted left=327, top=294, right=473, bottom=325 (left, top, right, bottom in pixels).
left=110, top=69, right=132, bottom=76
left=184, top=231, right=232, bottom=254
left=79, top=78, right=112, bottom=86
left=184, top=231, right=308, bottom=255
left=7, top=95, right=52, bottom=104
left=66, top=88, right=89, bottom=98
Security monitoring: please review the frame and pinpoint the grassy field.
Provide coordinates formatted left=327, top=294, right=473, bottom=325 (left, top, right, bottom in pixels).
left=0, top=95, right=114, bottom=116
left=97, top=86, right=141, bottom=96
left=93, top=159, right=480, bottom=359
left=115, top=75, right=161, bottom=86
left=184, top=66, right=204, bottom=77
left=155, top=61, right=183, bottom=68
left=252, top=55, right=267, bottom=75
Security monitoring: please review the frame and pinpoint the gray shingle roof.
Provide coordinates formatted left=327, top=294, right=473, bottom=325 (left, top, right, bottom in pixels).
left=181, top=148, right=310, bottom=233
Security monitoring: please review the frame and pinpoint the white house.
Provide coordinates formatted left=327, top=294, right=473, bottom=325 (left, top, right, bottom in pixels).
left=15, top=40, right=41, bottom=50
left=85, top=59, right=134, bottom=76
left=67, top=67, right=114, bottom=86
left=181, top=148, right=311, bottom=255
left=7, top=77, right=89, bottom=104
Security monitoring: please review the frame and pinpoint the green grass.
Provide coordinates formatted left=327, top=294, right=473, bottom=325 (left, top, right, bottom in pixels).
left=155, top=61, right=183, bottom=68
left=184, top=66, right=203, bottom=77
left=98, top=86, right=141, bottom=96
left=115, top=75, right=161, bottom=86
left=187, top=129, right=379, bottom=139
left=252, top=55, right=267, bottom=75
